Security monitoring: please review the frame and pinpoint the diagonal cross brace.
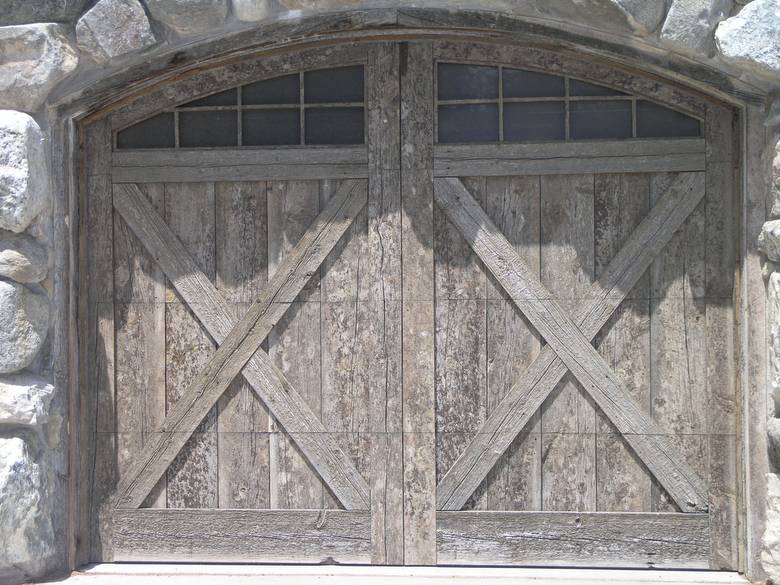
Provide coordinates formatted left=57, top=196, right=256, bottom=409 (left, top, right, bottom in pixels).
left=113, top=180, right=370, bottom=510
left=434, top=176, right=708, bottom=513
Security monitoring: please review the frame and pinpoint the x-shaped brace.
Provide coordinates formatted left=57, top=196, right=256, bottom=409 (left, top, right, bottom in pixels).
left=113, top=179, right=371, bottom=510
left=434, top=176, right=709, bottom=513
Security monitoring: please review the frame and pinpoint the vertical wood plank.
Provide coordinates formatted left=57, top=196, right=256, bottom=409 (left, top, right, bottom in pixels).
left=400, top=40, right=436, bottom=564
left=484, top=175, right=542, bottom=511
left=267, top=179, right=325, bottom=510
left=80, top=120, right=116, bottom=561
left=593, top=173, right=652, bottom=512
left=649, top=172, right=708, bottom=512
left=215, top=181, right=271, bottom=509
left=366, top=40, right=404, bottom=566
left=114, top=182, right=166, bottom=509
left=540, top=173, right=597, bottom=512
left=434, top=176, right=487, bottom=510
left=164, top=182, right=219, bottom=509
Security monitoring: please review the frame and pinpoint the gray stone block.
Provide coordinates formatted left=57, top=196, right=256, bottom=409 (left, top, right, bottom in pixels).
left=0, top=230, right=48, bottom=283
left=77, top=0, right=157, bottom=63
left=0, top=280, right=49, bottom=375
left=715, top=0, right=780, bottom=80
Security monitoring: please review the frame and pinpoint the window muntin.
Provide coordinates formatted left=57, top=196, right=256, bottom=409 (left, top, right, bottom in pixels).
left=116, top=65, right=365, bottom=149
left=436, top=63, right=701, bottom=144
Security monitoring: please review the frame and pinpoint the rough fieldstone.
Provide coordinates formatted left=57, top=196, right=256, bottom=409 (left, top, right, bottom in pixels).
left=0, top=437, right=55, bottom=584
left=76, top=0, right=157, bottom=63
left=661, top=0, right=733, bottom=55
left=0, top=373, right=55, bottom=429
left=1, top=0, right=89, bottom=26
left=233, top=0, right=273, bottom=21
left=770, top=418, right=780, bottom=471
left=0, top=112, right=49, bottom=234
left=0, top=24, right=79, bottom=112
left=763, top=473, right=780, bottom=580
left=534, top=0, right=668, bottom=36
left=715, top=0, right=780, bottom=79
left=0, top=280, right=49, bottom=375
left=0, top=231, right=48, bottom=283
left=758, top=219, right=780, bottom=262
left=145, top=0, right=228, bottom=36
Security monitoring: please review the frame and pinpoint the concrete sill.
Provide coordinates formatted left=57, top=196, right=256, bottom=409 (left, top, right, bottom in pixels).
left=47, top=564, right=751, bottom=585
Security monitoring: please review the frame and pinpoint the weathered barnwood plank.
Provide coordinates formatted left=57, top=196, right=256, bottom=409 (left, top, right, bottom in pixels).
left=112, top=179, right=370, bottom=510
left=163, top=182, right=219, bottom=509
left=366, top=42, right=404, bottom=565
left=436, top=511, right=710, bottom=568
left=113, top=509, right=371, bottom=563
left=267, top=180, right=326, bottom=510
left=593, top=173, right=652, bottom=512
left=484, top=176, right=542, bottom=511
left=434, top=140, right=706, bottom=178
left=435, top=172, right=705, bottom=512
left=113, top=182, right=167, bottom=509
left=434, top=176, right=488, bottom=511
left=112, top=147, right=368, bottom=184
left=539, top=174, right=596, bottom=512
left=434, top=176, right=708, bottom=513
left=400, top=40, right=437, bottom=565
left=215, top=181, right=270, bottom=509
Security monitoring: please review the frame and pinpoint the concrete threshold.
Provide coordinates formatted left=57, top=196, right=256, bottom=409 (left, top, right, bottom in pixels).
left=48, top=564, right=751, bottom=585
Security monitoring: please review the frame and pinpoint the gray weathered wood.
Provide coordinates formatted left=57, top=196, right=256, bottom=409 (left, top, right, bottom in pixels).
left=113, top=509, right=370, bottom=563
left=112, top=179, right=370, bottom=510
left=163, top=182, right=219, bottom=509
left=593, top=173, right=652, bottom=512
left=437, top=511, right=710, bottom=568
left=434, top=140, right=706, bottom=178
left=113, top=147, right=368, bottom=184
left=434, top=176, right=708, bottom=513
left=215, top=181, right=270, bottom=509
left=539, top=174, right=596, bottom=512
left=400, top=40, right=437, bottom=565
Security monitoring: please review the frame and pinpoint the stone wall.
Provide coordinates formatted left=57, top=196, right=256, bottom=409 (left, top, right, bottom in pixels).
left=0, top=0, right=777, bottom=583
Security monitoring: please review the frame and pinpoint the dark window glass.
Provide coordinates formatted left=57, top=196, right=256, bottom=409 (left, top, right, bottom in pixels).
left=243, top=74, right=300, bottom=105
left=116, top=113, right=175, bottom=149
left=242, top=109, right=300, bottom=146
left=569, top=79, right=628, bottom=97
left=503, top=69, right=565, bottom=98
left=570, top=101, right=632, bottom=140
left=304, top=66, right=364, bottom=104
left=438, top=104, right=499, bottom=143
left=305, top=107, right=364, bottom=144
left=504, top=102, right=565, bottom=142
left=636, top=100, right=701, bottom=138
left=179, top=88, right=238, bottom=108
left=179, top=110, right=238, bottom=147
left=437, top=63, right=499, bottom=100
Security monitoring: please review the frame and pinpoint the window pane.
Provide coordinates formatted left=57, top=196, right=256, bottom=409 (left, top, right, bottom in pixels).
left=636, top=101, right=701, bottom=138
left=437, top=63, right=498, bottom=100
left=243, top=109, right=300, bottom=146
left=243, top=74, right=300, bottom=105
left=503, top=69, right=565, bottom=98
left=504, top=102, right=565, bottom=142
left=179, top=88, right=237, bottom=108
left=438, top=104, right=499, bottom=143
left=570, top=101, right=632, bottom=140
left=569, top=79, right=628, bottom=97
left=305, top=107, right=364, bottom=144
left=116, top=113, right=175, bottom=149
left=304, top=66, right=364, bottom=104
left=179, top=110, right=238, bottom=147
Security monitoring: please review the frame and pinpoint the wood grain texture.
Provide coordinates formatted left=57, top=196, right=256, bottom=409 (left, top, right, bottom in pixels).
left=539, top=173, right=596, bottom=512
left=164, top=182, right=219, bottom=509
left=112, top=180, right=370, bottom=510
left=400, top=40, right=437, bottom=565
left=434, top=176, right=708, bottom=513
left=113, top=509, right=370, bottom=563
left=437, top=511, right=710, bottom=568
left=215, top=181, right=270, bottom=509
left=113, top=147, right=368, bottom=184
left=434, top=140, right=706, bottom=178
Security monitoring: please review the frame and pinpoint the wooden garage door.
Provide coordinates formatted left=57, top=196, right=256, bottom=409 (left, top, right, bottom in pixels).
left=79, top=40, right=739, bottom=569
